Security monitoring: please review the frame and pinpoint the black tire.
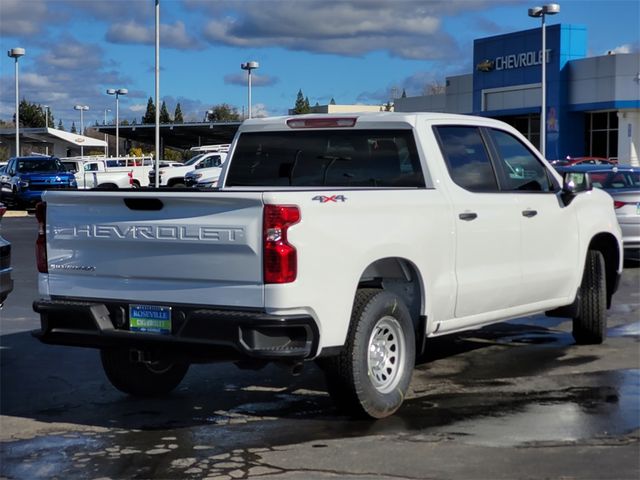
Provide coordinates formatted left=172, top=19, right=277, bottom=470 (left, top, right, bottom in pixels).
left=319, top=289, right=415, bottom=419
left=572, top=250, right=607, bottom=344
left=100, top=349, right=189, bottom=397
left=171, top=182, right=186, bottom=188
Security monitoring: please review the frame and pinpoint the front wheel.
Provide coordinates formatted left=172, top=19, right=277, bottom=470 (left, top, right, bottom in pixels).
left=572, top=250, right=607, bottom=344
left=319, top=289, right=415, bottom=419
left=100, top=349, right=189, bottom=397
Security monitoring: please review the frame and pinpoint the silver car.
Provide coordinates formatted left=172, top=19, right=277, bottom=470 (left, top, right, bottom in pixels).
left=592, top=167, right=639, bottom=252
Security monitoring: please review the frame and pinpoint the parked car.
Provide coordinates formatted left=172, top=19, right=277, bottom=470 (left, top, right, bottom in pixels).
left=0, top=156, right=77, bottom=208
left=556, top=164, right=639, bottom=252
left=551, top=156, right=618, bottom=167
left=149, top=145, right=229, bottom=187
left=0, top=202, right=13, bottom=306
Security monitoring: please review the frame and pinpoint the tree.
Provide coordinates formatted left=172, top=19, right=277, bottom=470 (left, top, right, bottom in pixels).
left=159, top=101, right=171, bottom=123
left=205, top=104, right=241, bottom=122
left=174, top=103, right=184, bottom=123
left=401, top=88, right=407, bottom=98
left=70, top=121, right=77, bottom=133
left=15, top=99, right=52, bottom=127
left=293, top=89, right=310, bottom=114
left=57, top=119, right=65, bottom=131
left=142, top=97, right=155, bottom=124
left=329, top=97, right=336, bottom=105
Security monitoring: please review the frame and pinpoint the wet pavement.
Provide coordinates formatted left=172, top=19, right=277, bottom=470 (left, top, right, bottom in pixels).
left=1, top=216, right=639, bottom=479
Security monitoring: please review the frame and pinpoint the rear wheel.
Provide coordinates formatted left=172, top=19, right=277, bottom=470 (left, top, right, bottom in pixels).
left=319, top=289, right=415, bottom=418
left=100, top=349, right=189, bottom=396
left=572, top=250, right=607, bottom=344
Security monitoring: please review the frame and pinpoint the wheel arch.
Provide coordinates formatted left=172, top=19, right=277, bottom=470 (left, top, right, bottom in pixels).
left=587, top=232, right=621, bottom=308
left=357, top=257, right=425, bottom=334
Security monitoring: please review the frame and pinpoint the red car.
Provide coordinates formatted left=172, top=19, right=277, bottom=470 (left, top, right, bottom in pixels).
left=552, top=156, right=618, bottom=167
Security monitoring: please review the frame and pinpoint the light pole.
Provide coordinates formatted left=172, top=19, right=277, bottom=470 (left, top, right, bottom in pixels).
left=241, top=61, right=259, bottom=119
left=104, top=108, right=111, bottom=157
left=43, top=104, right=49, bottom=155
left=7, top=47, right=25, bottom=157
left=529, top=3, right=560, bottom=159
left=106, top=88, right=127, bottom=157
left=74, top=105, right=89, bottom=157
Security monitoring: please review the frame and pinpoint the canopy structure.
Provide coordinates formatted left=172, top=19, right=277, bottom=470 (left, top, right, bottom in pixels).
left=95, top=122, right=242, bottom=153
left=0, top=127, right=107, bottom=158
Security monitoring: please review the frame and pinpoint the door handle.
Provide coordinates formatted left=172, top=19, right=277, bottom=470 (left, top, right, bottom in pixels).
left=522, top=209, right=538, bottom=218
left=458, top=212, right=478, bottom=221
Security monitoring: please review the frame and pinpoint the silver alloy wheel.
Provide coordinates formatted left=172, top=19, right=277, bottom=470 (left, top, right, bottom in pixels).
left=367, top=315, right=406, bottom=394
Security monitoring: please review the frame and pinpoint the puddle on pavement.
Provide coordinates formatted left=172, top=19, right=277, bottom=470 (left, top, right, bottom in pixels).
left=404, top=369, right=639, bottom=447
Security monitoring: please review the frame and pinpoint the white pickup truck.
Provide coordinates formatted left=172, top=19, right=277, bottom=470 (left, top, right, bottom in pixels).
left=149, top=147, right=229, bottom=188
left=33, top=113, right=623, bottom=418
left=62, top=159, right=133, bottom=189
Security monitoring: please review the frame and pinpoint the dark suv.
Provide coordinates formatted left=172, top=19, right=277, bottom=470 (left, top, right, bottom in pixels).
left=0, top=156, right=77, bottom=208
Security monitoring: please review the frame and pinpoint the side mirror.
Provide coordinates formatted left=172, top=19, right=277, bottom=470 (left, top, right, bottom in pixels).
left=561, top=171, right=593, bottom=205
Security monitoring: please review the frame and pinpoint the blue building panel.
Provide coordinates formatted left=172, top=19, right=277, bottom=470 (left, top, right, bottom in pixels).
left=473, top=24, right=587, bottom=158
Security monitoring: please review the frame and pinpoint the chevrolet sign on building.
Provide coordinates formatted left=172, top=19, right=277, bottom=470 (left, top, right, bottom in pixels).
left=394, top=24, right=640, bottom=166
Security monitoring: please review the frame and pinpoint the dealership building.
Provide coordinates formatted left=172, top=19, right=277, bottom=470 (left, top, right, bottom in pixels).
left=395, top=24, right=640, bottom=165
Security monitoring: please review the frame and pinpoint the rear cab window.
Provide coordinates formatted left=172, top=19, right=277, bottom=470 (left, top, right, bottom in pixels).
left=225, top=130, right=425, bottom=188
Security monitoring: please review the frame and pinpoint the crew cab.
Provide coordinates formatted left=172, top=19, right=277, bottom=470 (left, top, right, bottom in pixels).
left=62, top=159, right=134, bottom=189
left=32, top=113, right=622, bottom=418
left=0, top=156, right=76, bottom=208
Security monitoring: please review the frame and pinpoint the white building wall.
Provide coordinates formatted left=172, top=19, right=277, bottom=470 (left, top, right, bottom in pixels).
left=618, top=110, right=640, bottom=166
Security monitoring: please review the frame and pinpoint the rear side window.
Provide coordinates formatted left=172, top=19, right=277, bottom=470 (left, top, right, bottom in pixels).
left=435, top=126, right=498, bottom=192
left=225, top=130, right=425, bottom=187
left=488, top=129, right=555, bottom=192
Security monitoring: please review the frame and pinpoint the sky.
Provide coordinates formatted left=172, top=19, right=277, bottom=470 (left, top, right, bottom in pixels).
left=0, top=0, right=638, bottom=130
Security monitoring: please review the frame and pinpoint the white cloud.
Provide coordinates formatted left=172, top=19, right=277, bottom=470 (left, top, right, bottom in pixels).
left=129, top=104, right=148, bottom=113
left=0, top=0, right=49, bottom=36
left=252, top=103, right=269, bottom=118
left=604, top=44, right=638, bottom=54
left=106, top=20, right=203, bottom=50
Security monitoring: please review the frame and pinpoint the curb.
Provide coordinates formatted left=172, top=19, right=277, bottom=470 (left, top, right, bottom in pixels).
left=4, top=210, right=30, bottom=218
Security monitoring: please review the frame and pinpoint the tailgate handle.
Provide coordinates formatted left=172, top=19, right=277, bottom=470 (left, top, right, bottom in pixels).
left=123, top=198, right=164, bottom=211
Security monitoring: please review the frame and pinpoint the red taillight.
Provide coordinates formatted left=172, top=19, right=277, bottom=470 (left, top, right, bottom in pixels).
left=263, top=205, right=300, bottom=284
left=35, top=202, right=47, bottom=273
left=286, top=117, right=357, bottom=129
left=613, top=200, right=627, bottom=209
left=128, top=170, right=134, bottom=186
left=0, top=204, right=6, bottom=218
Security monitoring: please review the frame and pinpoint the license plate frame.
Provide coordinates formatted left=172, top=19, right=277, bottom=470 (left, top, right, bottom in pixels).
left=129, top=304, right=172, bottom=334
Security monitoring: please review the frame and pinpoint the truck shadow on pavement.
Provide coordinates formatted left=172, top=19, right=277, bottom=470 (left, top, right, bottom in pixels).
left=1, top=316, right=599, bottom=435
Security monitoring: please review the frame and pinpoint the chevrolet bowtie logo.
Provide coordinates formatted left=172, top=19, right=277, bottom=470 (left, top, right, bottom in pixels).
left=476, top=59, right=495, bottom=72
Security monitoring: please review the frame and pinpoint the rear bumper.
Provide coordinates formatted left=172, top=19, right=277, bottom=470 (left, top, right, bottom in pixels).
left=0, top=243, right=12, bottom=305
left=32, top=298, right=319, bottom=362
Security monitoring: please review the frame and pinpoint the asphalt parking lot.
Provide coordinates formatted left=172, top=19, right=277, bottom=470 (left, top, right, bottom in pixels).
left=1, top=214, right=639, bottom=479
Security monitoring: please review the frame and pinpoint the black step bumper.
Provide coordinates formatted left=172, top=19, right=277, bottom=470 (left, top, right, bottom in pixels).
left=33, top=298, right=319, bottom=362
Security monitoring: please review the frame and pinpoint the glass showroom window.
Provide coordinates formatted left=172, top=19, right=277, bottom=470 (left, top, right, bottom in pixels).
left=586, top=111, right=618, bottom=159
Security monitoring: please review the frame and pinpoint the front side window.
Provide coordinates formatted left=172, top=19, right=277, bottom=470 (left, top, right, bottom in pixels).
left=488, top=129, right=555, bottom=192
left=435, top=126, right=498, bottom=192
left=226, top=130, right=425, bottom=187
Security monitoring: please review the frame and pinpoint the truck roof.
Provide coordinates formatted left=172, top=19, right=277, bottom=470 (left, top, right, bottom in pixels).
left=237, top=112, right=511, bottom=132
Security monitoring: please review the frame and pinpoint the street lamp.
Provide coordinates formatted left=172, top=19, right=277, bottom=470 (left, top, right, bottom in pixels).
left=43, top=104, right=49, bottom=155
left=104, top=108, right=111, bottom=157
left=529, top=3, right=560, bottom=158
left=240, top=61, right=259, bottom=119
left=74, top=104, right=89, bottom=157
left=7, top=47, right=25, bottom=157
left=106, top=88, right=128, bottom=157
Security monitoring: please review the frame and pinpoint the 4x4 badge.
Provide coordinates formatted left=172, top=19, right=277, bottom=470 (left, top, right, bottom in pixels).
left=312, top=195, right=347, bottom=203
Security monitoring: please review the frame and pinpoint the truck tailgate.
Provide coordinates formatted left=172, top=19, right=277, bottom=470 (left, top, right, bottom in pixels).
left=42, top=191, right=265, bottom=308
